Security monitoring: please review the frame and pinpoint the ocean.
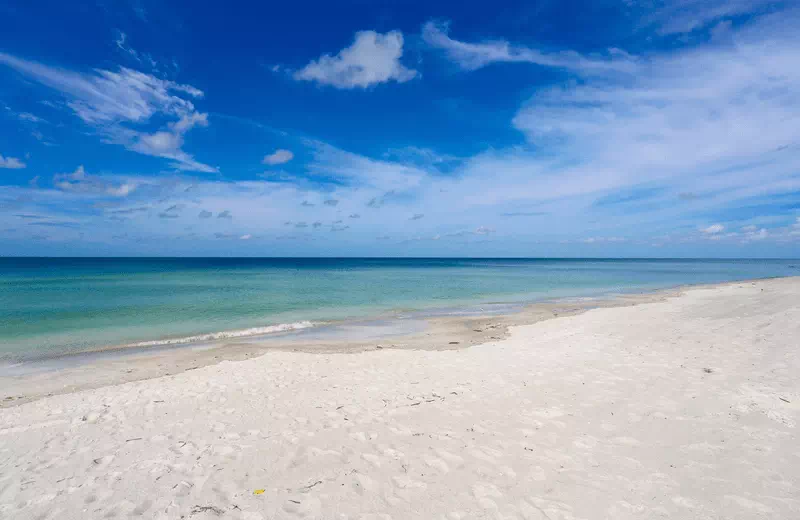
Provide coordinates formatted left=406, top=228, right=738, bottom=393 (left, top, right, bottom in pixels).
left=0, top=258, right=796, bottom=362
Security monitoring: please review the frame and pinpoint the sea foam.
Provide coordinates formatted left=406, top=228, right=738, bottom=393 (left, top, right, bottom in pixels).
left=125, top=321, right=318, bottom=348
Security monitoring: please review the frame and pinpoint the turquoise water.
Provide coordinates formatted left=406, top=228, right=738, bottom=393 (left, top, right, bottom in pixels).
left=0, top=258, right=796, bottom=361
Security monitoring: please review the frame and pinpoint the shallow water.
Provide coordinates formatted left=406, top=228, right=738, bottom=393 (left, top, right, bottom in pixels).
left=0, top=258, right=796, bottom=361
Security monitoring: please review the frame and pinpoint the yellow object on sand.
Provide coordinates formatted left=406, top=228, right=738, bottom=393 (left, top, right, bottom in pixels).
left=253, top=489, right=265, bottom=495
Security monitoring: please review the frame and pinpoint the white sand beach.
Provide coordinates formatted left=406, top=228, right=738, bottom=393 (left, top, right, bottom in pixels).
left=1, top=278, right=798, bottom=519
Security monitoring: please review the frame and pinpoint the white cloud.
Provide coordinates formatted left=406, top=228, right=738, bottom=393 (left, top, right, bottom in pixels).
left=53, top=166, right=136, bottom=197
left=639, top=0, right=778, bottom=35
left=4, top=7, right=800, bottom=253
left=496, top=10, right=800, bottom=212
left=263, top=149, right=294, bottom=165
left=0, top=154, right=26, bottom=169
left=18, top=112, right=44, bottom=123
left=383, top=146, right=462, bottom=169
left=422, top=21, right=636, bottom=73
left=306, top=140, right=425, bottom=193
left=742, top=227, right=769, bottom=241
left=239, top=234, right=252, bottom=240
left=579, top=236, right=627, bottom=244
left=701, top=224, right=725, bottom=234
left=0, top=52, right=215, bottom=172
left=114, top=31, right=158, bottom=69
left=128, top=113, right=213, bottom=172
left=294, top=30, right=417, bottom=89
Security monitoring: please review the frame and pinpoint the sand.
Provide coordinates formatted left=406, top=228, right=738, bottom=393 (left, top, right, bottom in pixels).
left=0, top=278, right=798, bottom=519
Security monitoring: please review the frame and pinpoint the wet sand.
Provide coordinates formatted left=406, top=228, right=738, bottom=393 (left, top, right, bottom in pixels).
left=1, top=285, right=684, bottom=407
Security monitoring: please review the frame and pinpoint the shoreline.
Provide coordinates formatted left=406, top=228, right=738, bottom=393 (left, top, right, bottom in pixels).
left=2, top=275, right=793, bottom=408
left=1, top=276, right=797, bottom=519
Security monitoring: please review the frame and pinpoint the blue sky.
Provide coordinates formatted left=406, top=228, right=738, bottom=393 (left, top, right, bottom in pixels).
left=0, top=0, right=798, bottom=257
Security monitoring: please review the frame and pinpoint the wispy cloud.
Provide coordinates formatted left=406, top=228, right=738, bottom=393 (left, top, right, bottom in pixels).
left=422, top=21, right=636, bottom=73
left=3, top=4, right=798, bottom=255
left=0, top=52, right=215, bottom=172
left=114, top=31, right=158, bottom=69
left=18, top=112, right=45, bottom=123
left=294, top=30, right=417, bottom=88
left=307, top=140, right=425, bottom=193
left=54, top=166, right=136, bottom=197
left=639, top=0, right=779, bottom=35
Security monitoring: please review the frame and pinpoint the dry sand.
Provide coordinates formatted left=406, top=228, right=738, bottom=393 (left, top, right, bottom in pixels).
left=0, top=278, right=798, bottom=519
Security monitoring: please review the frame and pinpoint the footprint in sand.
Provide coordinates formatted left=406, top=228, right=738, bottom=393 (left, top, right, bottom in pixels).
left=282, top=495, right=322, bottom=517
left=362, top=452, right=382, bottom=467
left=424, top=457, right=449, bottom=474
left=131, top=499, right=152, bottom=515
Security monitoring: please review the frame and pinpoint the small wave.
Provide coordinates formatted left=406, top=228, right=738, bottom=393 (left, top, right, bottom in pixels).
left=125, top=321, right=318, bottom=348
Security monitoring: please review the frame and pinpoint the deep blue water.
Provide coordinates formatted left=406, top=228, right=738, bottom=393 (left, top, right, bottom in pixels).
left=0, top=258, right=796, bottom=361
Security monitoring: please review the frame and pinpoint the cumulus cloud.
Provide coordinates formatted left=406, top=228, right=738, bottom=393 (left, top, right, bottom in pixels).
left=217, top=210, right=232, bottom=219
left=262, top=149, right=294, bottom=165
left=294, top=30, right=417, bottom=88
left=0, top=52, right=214, bottom=172
left=701, top=224, right=725, bottom=234
left=0, top=154, right=26, bottom=169
left=53, top=166, right=136, bottom=197
left=422, top=21, right=635, bottom=74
